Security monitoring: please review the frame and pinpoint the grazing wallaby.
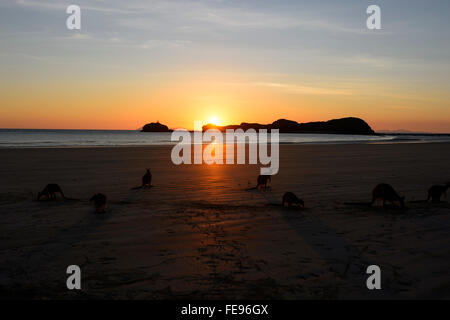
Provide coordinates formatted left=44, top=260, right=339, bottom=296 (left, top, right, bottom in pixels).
left=142, top=168, right=152, bottom=187
left=371, top=183, right=405, bottom=208
left=90, top=193, right=107, bottom=213
left=428, top=182, right=450, bottom=202
left=256, top=175, right=271, bottom=190
left=37, top=184, right=66, bottom=201
left=282, top=192, right=304, bottom=208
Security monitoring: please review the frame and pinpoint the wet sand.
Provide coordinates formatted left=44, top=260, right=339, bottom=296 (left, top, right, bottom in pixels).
left=0, top=143, right=449, bottom=299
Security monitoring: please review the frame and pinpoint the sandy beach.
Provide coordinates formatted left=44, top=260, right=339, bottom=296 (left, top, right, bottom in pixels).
left=0, top=143, right=449, bottom=299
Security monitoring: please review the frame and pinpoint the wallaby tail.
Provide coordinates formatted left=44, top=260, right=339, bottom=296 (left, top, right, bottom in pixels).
left=60, top=189, right=66, bottom=199
left=410, top=199, right=428, bottom=203
left=131, top=185, right=154, bottom=190
left=60, top=190, right=80, bottom=201
left=62, top=196, right=81, bottom=201
left=344, top=202, right=372, bottom=206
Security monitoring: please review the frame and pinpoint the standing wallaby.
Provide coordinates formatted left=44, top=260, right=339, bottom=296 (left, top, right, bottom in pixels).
left=37, top=184, right=66, bottom=201
left=428, top=182, right=450, bottom=202
left=257, top=175, right=271, bottom=190
left=282, top=192, right=304, bottom=208
left=90, top=193, right=107, bottom=213
left=142, top=168, right=152, bottom=187
left=371, top=183, right=405, bottom=208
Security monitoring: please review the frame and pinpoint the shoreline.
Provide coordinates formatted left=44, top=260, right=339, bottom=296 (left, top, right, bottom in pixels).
left=1, top=140, right=450, bottom=150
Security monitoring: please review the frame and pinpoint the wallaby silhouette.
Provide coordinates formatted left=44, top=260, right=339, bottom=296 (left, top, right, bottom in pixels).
left=428, top=182, right=450, bottom=202
left=37, top=184, right=66, bottom=201
left=90, top=193, right=107, bottom=213
left=371, top=183, right=405, bottom=208
left=256, top=175, right=271, bottom=190
left=282, top=192, right=304, bottom=208
left=131, top=168, right=153, bottom=190
left=142, top=168, right=152, bottom=187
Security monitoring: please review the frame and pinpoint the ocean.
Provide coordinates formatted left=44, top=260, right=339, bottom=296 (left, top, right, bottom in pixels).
left=0, top=129, right=449, bottom=148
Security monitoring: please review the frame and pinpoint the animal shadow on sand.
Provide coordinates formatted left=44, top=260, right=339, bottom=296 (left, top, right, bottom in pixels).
left=257, top=190, right=411, bottom=297
left=8, top=193, right=121, bottom=298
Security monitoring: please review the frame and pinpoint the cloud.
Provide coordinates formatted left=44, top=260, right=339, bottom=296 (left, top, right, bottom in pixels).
left=70, top=33, right=93, bottom=40
left=13, top=0, right=135, bottom=14
left=254, top=82, right=353, bottom=96
left=114, top=1, right=366, bottom=35
left=12, top=0, right=367, bottom=35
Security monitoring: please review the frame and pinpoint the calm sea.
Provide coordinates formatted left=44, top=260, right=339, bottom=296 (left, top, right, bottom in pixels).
left=0, top=129, right=449, bottom=148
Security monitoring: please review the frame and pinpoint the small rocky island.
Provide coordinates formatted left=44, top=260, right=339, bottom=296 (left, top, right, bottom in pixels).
left=202, top=117, right=375, bottom=135
left=141, top=122, right=172, bottom=132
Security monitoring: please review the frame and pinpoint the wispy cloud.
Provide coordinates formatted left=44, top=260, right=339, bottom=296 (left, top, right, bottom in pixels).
left=254, top=82, right=353, bottom=96
left=13, top=0, right=135, bottom=14
left=12, top=0, right=368, bottom=35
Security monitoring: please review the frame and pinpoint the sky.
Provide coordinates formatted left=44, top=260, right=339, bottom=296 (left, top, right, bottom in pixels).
left=0, top=0, right=449, bottom=132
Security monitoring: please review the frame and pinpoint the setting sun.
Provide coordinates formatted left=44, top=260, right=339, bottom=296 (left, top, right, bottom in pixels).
left=208, top=116, right=219, bottom=126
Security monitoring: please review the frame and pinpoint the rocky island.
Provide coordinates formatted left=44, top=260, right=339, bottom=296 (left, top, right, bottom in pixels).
left=202, top=117, right=375, bottom=135
left=141, top=122, right=172, bottom=132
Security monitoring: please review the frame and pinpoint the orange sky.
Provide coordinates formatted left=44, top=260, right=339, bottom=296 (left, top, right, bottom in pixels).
left=1, top=70, right=449, bottom=132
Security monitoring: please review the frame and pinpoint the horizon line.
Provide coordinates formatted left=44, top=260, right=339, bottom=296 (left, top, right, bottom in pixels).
left=2, top=127, right=450, bottom=135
